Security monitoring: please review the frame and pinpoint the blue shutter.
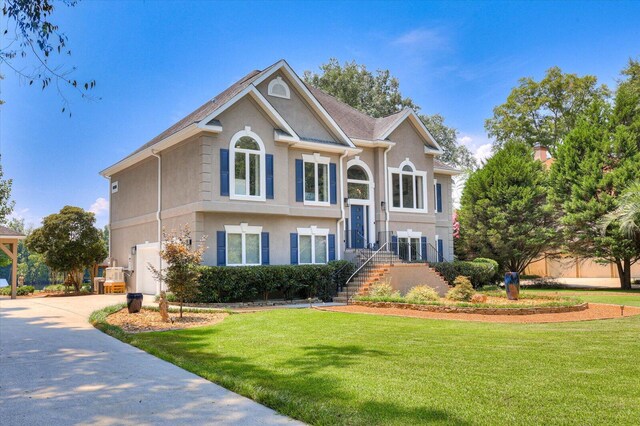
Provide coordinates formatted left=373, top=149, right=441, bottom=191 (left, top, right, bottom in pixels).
left=436, top=183, right=443, bottom=213
left=328, top=234, right=336, bottom=261
left=290, top=233, right=298, bottom=265
left=220, top=149, right=229, bottom=196
left=421, top=236, right=427, bottom=261
left=266, top=154, right=274, bottom=199
left=437, top=239, right=444, bottom=262
left=295, top=159, right=303, bottom=202
left=330, top=163, right=337, bottom=204
left=261, top=232, right=270, bottom=265
left=391, top=235, right=398, bottom=255
left=216, top=231, right=226, bottom=266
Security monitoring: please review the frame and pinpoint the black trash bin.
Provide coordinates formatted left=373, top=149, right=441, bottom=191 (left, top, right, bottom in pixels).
left=126, top=293, right=144, bottom=313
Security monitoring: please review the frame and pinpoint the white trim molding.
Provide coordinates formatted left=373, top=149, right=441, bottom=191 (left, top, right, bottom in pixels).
left=267, top=76, right=291, bottom=99
left=387, top=158, right=428, bottom=213
left=224, top=223, right=263, bottom=266
left=297, top=226, right=329, bottom=265
left=302, top=153, right=331, bottom=207
left=229, top=127, right=267, bottom=202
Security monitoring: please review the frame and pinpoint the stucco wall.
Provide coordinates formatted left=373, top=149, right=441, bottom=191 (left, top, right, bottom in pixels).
left=255, top=71, right=339, bottom=143
left=161, top=136, right=201, bottom=209
left=110, top=157, right=158, bottom=222
left=110, top=221, right=157, bottom=291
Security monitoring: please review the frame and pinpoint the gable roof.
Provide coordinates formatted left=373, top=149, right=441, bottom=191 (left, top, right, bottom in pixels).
left=102, top=60, right=360, bottom=177
left=433, top=159, right=463, bottom=175
left=0, top=225, right=25, bottom=239
left=307, top=85, right=442, bottom=153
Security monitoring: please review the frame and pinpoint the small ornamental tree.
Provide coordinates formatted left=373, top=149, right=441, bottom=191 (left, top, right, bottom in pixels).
left=149, top=225, right=206, bottom=318
left=26, top=206, right=107, bottom=291
left=458, top=141, right=557, bottom=273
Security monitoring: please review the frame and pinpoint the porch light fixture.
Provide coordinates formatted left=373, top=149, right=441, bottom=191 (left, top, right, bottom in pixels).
left=344, top=197, right=350, bottom=206
left=381, top=201, right=386, bottom=210
left=131, top=246, right=137, bottom=255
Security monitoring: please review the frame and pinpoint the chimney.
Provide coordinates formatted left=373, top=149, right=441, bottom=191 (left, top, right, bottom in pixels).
left=533, top=144, right=548, bottom=162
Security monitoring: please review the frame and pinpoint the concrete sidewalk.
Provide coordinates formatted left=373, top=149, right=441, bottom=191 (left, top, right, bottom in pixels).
left=0, top=295, right=302, bottom=425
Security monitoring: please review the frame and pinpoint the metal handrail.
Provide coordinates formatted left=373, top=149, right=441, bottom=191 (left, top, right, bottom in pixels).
left=345, top=241, right=390, bottom=303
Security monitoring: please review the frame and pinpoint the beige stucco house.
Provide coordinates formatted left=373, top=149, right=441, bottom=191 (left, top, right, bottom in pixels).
left=101, top=60, right=459, bottom=294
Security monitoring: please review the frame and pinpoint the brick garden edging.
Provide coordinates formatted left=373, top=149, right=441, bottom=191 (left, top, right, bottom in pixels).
left=352, top=300, right=589, bottom=315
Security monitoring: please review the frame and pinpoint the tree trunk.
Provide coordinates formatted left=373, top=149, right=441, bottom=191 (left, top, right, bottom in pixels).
left=179, top=300, right=183, bottom=318
left=615, top=259, right=632, bottom=290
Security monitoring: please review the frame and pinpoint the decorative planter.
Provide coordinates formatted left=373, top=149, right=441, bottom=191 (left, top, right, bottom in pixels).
left=126, top=293, right=144, bottom=313
left=504, top=272, right=520, bottom=300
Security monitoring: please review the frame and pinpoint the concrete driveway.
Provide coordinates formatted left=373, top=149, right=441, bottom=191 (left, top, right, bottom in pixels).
left=0, top=295, right=301, bottom=426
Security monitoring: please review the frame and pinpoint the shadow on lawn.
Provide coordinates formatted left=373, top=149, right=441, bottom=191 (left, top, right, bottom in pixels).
left=133, top=326, right=469, bottom=425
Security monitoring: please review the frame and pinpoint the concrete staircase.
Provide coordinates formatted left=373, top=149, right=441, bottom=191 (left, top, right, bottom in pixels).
left=334, top=250, right=451, bottom=303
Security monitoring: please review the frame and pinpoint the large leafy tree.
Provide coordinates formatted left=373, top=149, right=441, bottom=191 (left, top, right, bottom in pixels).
left=485, top=66, right=610, bottom=153
left=549, top=60, right=640, bottom=289
left=304, top=59, right=476, bottom=170
left=1, top=0, right=96, bottom=112
left=26, top=206, right=107, bottom=290
left=458, top=141, right=556, bottom=273
left=0, top=158, right=14, bottom=224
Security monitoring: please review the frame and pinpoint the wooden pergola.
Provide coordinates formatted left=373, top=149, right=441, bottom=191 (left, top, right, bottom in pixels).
left=0, top=225, right=26, bottom=300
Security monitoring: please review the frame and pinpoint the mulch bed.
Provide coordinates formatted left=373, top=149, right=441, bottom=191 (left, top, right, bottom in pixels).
left=106, top=308, right=228, bottom=333
left=317, top=303, right=640, bottom=323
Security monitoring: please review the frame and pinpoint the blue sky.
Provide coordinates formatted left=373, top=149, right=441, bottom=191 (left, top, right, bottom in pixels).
left=1, top=0, right=638, bottom=228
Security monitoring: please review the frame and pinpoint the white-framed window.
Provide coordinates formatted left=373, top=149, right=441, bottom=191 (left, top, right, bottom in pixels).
left=397, top=230, right=422, bottom=262
left=388, top=159, right=427, bottom=213
left=303, top=153, right=330, bottom=206
left=230, top=127, right=266, bottom=201
left=298, top=226, right=329, bottom=264
left=267, top=76, right=290, bottom=99
left=225, top=223, right=262, bottom=266
left=298, top=226, right=329, bottom=265
left=347, top=164, right=370, bottom=200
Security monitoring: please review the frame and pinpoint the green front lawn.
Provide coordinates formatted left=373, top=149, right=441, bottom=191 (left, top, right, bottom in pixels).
left=523, top=288, right=640, bottom=307
left=117, top=298, right=640, bottom=425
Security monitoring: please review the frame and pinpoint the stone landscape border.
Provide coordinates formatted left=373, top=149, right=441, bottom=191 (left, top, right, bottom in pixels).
left=352, top=300, right=589, bottom=315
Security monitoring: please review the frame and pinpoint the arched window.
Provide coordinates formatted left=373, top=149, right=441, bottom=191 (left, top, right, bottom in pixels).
left=267, top=76, right=290, bottom=99
left=347, top=165, right=370, bottom=200
left=388, top=159, right=427, bottom=212
left=230, top=128, right=265, bottom=200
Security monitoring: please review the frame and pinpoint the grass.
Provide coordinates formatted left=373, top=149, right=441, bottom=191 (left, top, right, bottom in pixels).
left=524, top=288, right=640, bottom=307
left=91, top=289, right=640, bottom=426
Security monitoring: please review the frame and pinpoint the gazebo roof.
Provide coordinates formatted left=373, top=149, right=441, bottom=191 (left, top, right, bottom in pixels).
left=0, top=225, right=26, bottom=239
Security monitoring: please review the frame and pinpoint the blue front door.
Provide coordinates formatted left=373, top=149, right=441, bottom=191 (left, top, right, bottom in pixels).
left=350, top=205, right=366, bottom=249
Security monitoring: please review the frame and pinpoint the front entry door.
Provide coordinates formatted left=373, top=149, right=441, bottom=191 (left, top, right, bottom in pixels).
left=351, top=205, right=366, bottom=249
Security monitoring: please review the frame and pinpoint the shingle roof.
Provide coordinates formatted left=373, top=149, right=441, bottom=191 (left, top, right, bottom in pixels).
left=306, top=85, right=406, bottom=140
left=0, top=225, right=25, bottom=238
left=127, top=68, right=268, bottom=158
left=433, top=159, right=461, bottom=173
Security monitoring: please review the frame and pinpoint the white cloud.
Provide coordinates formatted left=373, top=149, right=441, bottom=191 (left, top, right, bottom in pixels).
left=89, top=197, right=109, bottom=216
left=458, top=136, right=473, bottom=146
left=474, top=143, right=494, bottom=166
left=391, top=28, right=447, bottom=50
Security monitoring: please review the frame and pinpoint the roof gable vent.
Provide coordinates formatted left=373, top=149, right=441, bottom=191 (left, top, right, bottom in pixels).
left=268, top=76, right=290, bottom=99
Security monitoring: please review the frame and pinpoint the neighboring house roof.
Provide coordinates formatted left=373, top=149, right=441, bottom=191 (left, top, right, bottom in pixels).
left=0, top=226, right=25, bottom=239
left=433, top=159, right=463, bottom=175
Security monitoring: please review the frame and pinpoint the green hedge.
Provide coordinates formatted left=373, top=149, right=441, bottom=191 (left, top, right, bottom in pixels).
left=432, top=261, right=494, bottom=288
left=0, top=285, right=35, bottom=296
left=472, top=258, right=501, bottom=283
left=195, top=260, right=354, bottom=303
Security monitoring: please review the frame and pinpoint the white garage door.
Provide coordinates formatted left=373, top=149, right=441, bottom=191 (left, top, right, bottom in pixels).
left=136, top=242, right=160, bottom=295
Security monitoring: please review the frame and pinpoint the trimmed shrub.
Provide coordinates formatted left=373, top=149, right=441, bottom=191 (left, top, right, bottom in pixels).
left=432, top=261, right=494, bottom=288
left=0, top=285, right=35, bottom=296
left=446, top=276, right=475, bottom=301
left=368, top=281, right=400, bottom=298
left=43, top=284, right=70, bottom=292
left=195, top=261, right=351, bottom=303
left=405, top=285, right=440, bottom=303
left=472, top=258, right=500, bottom=283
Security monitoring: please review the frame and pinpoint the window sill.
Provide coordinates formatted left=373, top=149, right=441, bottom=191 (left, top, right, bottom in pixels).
left=230, top=194, right=266, bottom=202
left=389, top=207, right=429, bottom=214
left=303, top=201, right=331, bottom=207
left=226, top=263, right=262, bottom=267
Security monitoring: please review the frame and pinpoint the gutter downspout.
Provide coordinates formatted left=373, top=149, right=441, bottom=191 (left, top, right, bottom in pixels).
left=337, top=150, right=349, bottom=260
left=108, top=177, right=112, bottom=260
left=152, top=150, right=163, bottom=294
left=383, top=145, right=392, bottom=237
